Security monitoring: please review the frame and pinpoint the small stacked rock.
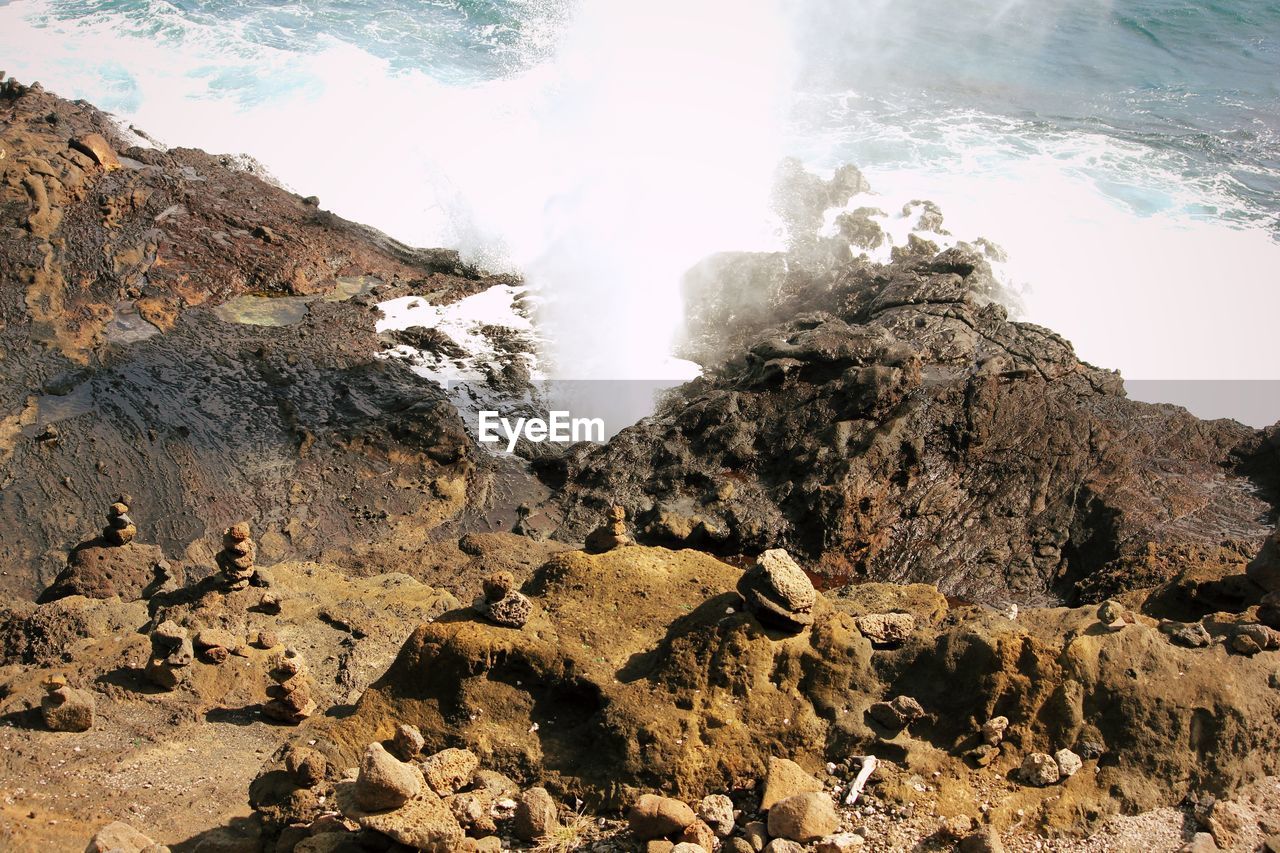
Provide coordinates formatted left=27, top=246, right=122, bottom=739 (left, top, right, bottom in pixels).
left=144, top=619, right=194, bottom=690
left=40, top=674, right=95, bottom=732
left=584, top=504, right=634, bottom=553
left=1097, top=600, right=1130, bottom=632
left=216, top=521, right=256, bottom=590
left=263, top=646, right=316, bottom=724
left=738, top=548, right=817, bottom=632
left=103, top=496, right=136, bottom=546
left=477, top=571, right=533, bottom=629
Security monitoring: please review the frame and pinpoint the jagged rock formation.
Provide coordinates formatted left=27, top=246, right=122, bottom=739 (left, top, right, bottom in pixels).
left=0, top=77, right=505, bottom=600
left=552, top=167, right=1279, bottom=605
left=257, top=544, right=1280, bottom=837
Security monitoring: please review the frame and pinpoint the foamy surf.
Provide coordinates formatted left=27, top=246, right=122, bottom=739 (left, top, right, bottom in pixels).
left=2, top=0, right=1277, bottom=425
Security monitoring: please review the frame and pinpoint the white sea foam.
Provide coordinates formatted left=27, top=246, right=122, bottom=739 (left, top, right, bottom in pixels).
left=1, top=0, right=1278, bottom=427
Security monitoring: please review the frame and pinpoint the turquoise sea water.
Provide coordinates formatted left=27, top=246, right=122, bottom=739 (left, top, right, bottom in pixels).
left=2, top=0, right=1279, bottom=414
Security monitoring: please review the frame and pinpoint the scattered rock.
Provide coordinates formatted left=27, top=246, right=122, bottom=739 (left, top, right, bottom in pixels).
left=672, top=844, right=709, bottom=853
left=1055, top=748, right=1082, bottom=779
left=959, top=829, right=1005, bottom=853
left=253, top=629, right=278, bottom=649
left=763, top=840, right=804, bottom=853
left=1180, top=831, right=1220, bottom=852
left=353, top=743, right=422, bottom=811
left=1235, top=623, right=1280, bottom=651
left=285, top=746, right=327, bottom=788
left=193, top=627, right=239, bottom=663
left=739, top=549, right=817, bottom=632
left=678, top=818, right=717, bottom=851
left=1019, top=752, right=1061, bottom=787
left=697, top=793, right=735, bottom=837
left=70, top=133, right=121, bottom=170
left=352, top=787, right=464, bottom=851
left=981, top=716, right=1008, bottom=747
left=85, top=820, right=161, bottom=852
left=391, top=723, right=425, bottom=761
left=855, top=612, right=915, bottom=646
left=815, top=834, right=866, bottom=852
left=421, top=747, right=478, bottom=795
left=514, top=786, right=559, bottom=841
left=767, top=792, right=839, bottom=842
left=761, top=757, right=824, bottom=810
left=743, top=820, right=769, bottom=851
left=1160, top=620, right=1212, bottom=648
left=629, top=793, right=696, bottom=840
left=868, top=695, right=925, bottom=730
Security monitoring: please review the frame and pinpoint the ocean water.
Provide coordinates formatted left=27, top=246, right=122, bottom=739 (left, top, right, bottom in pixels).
left=2, top=0, right=1278, bottom=420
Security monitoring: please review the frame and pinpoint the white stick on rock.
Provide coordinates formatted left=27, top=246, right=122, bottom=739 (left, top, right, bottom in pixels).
left=844, top=755, right=878, bottom=806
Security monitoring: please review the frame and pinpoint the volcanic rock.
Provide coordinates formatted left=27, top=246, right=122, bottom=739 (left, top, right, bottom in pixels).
left=768, top=792, right=839, bottom=842
left=739, top=549, right=817, bottom=632
left=584, top=504, right=634, bottom=553
left=855, top=612, right=915, bottom=646
left=69, top=133, right=120, bottom=170
left=1160, top=620, right=1211, bottom=648
left=41, top=678, right=95, bottom=732
left=85, top=821, right=162, bottom=852
left=981, top=716, right=1009, bottom=747
left=1019, top=752, right=1061, bottom=787
left=697, top=793, right=735, bottom=837
left=391, top=723, right=425, bottom=760
left=761, top=757, right=824, bottom=810
left=420, top=747, right=478, bottom=795
left=868, top=695, right=925, bottom=730
left=285, top=746, right=327, bottom=788
left=353, top=743, right=422, bottom=811
left=483, top=590, right=532, bottom=628
left=629, top=794, right=697, bottom=840
left=678, top=819, right=717, bottom=851
left=514, top=786, right=559, bottom=841
left=1055, top=748, right=1083, bottom=779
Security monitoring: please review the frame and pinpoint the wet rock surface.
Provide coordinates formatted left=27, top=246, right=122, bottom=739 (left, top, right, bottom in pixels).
left=553, top=166, right=1278, bottom=604
left=0, top=80, right=507, bottom=600
left=0, top=84, right=1279, bottom=853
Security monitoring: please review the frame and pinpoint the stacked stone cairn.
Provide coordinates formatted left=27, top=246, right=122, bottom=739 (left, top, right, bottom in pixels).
left=217, top=521, right=256, bottom=590
left=584, top=504, right=634, bottom=553
left=103, top=496, right=136, bottom=546
left=477, top=571, right=532, bottom=629
left=263, top=646, right=316, bottom=724
left=144, top=619, right=194, bottom=690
